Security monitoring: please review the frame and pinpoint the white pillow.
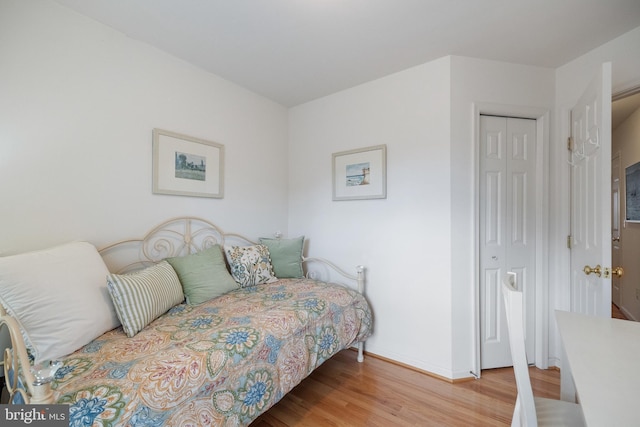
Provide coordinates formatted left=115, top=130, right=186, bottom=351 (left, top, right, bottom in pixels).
left=0, top=241, right=120, bottom=363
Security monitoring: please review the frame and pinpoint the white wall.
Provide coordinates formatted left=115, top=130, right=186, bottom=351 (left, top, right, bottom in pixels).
left=551, top=25, right=640, bottom=365
left=0, top=0, right=289, bottom=256
left=289, top=56, right=555, bottom=379
left=289, top=58, right=454, bottom=377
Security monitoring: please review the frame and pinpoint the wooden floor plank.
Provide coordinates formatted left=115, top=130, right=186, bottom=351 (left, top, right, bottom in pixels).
left=252, top=350, right=560, bottom=426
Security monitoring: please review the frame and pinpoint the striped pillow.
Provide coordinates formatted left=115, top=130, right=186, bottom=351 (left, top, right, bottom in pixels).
left=107, top=261, right=184, bottom=337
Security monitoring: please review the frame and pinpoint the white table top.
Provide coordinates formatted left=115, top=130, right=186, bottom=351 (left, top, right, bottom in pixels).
left=555, top=310, right=640, bottom=426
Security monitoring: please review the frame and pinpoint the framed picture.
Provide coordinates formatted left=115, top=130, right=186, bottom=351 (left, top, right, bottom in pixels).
left=626, top=161, right=640, bottom=222
left=332, top=145, right=386, bottom=201
left=152, top=129, right=224, bottom=198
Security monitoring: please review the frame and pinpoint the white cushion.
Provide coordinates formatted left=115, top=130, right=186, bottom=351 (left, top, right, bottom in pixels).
left=107, top=261, right=184, bottom=337
left=0, top=241, right=120, bottom=363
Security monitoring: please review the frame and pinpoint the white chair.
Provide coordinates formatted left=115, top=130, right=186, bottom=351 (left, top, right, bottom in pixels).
left=502, top=272, right=585, bottom=427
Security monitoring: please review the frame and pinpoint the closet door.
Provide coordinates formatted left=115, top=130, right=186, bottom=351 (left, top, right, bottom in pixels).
left=480, top=115, right=536, bottom=369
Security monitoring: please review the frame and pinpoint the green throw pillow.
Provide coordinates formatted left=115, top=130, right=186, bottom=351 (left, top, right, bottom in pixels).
left=167, top=245, right=239, bottom=304
left=259, top=236, right=304, bottom=279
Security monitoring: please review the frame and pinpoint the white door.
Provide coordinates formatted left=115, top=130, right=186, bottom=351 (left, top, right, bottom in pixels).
left=569, top=62, right=612, bottom=317
left=612, top=154, right=622, bottom=307
left=480, top=115, right=536, bottom=369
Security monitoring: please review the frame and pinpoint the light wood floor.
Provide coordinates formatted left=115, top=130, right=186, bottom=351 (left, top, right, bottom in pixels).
left=252, top=350, right=560, bottom=426
left=612, top=302, right=628, bottom=320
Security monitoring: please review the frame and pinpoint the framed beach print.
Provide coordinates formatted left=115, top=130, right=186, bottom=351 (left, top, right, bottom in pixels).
left=332, top=145, right=386, bottom=201
left=152, top=129, right=224, bottom=198
left=626, top=161, right=640, bottom=222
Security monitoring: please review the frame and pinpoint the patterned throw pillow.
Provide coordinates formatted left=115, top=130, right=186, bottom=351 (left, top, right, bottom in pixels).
left=224, top=244, right=278, bottom=287
left=107, top=260, right=185, bottom=337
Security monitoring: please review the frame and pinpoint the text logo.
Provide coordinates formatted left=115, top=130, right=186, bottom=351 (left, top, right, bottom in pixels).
left=1, top=405, right=68, bottom=426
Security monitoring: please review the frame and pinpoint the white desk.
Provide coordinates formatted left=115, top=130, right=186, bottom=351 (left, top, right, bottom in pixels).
left=555, top=310, right=640, bottom=426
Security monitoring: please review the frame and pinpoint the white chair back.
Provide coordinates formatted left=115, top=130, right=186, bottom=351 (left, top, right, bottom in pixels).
left=502, top=272, right=537, bottom=427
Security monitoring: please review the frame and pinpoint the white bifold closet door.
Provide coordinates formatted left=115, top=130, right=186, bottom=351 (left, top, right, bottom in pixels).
left=480, top=115, right=536, bottom=369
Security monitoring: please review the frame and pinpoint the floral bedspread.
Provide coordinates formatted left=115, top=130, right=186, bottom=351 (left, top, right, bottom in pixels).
left=51, top=279, right=372, bottom=426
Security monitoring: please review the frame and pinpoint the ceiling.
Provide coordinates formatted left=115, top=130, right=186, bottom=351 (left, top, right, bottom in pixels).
left=54, top=0, right=640, bottom=108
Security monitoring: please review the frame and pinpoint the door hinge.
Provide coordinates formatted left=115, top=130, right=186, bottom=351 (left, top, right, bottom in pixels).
left=567, top=136, right=574, bottom=151
left=567, top=235, right=572, bottom=249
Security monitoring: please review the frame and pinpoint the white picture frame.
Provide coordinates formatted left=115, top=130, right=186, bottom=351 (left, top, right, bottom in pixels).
left=332, top=145, right=387, bottom=201
left=152, top=129, right=224, bottom=198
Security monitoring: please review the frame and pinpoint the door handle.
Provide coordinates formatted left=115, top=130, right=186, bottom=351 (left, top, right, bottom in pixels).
left=584, top=265, right=624, bottom=279
left=609, top=267, right=624, bottom=278
left=584, top=265, right=602, bottom=277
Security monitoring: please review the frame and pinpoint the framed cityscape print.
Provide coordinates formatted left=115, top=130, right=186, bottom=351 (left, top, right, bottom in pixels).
left=152, top=129, right=224, bottom=198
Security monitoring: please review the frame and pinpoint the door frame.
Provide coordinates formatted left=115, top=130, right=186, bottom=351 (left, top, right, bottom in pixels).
left=612, top=151, right=622, bottom=308
left=611, top=83, right=640, bottom=318
left=472, top=102, right=550, bottom=377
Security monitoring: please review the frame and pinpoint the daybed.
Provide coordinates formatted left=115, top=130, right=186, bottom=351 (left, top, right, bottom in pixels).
left=0, top=217, right=372, bottom=426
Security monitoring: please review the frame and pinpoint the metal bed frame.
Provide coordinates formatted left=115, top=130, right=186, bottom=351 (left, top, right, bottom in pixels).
left=0, top=216, right=367, bottom=404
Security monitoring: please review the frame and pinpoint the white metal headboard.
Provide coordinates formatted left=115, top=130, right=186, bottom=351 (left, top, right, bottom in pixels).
left=98, top=216, right=255, bottom=274
left=98, top=216, right=365, bottom=294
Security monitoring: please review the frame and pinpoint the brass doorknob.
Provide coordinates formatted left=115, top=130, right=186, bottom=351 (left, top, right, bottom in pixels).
left=611, top=267, right=624, bottom=278
left=583, top=264, right=602, bottom=277
left=584, top=265, right=623, bottom=278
